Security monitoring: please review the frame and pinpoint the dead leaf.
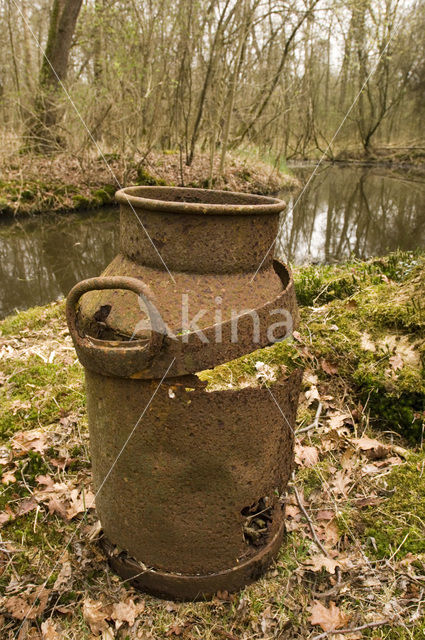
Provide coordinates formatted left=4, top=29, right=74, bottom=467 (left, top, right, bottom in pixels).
left=53, top=561, right=72, bottom=591
left=66, top=488, right=96, bottom=520
left=41, top=620, right=61, bottom=640
left=4, top=588, right=50, bottom=620
left=328, top=412, right=352, bottom=430
left=353, top=436, right=389, bottom=460
left=111, top=598, right=144, bottom=629
left=12, top=429, right=48, bottom=454
left=2, top=468, right=17, bottom=485
left=321, top=519, right=340, bottom=546
left=15, top=498, right=37, bottom=516
left=285, top=505, right=301, bottom=519
left=83, top=599, right=110, bottom=635
left=47, top=497, right=68, bottom=519
left=36, top=475, right=55, bottom=489
left=360, top=333, right=376, bottom=352
left=0, top=505, right=14, bottom=527
left=321, top=359, right=338, bottom=375
left=295, top=444, right=319, bottom=468
left=389, top=353, right=404, bottom=371
left=332, top=470, right=351, bottom=496
left=316, top=510, right=334, bottom=521
left=305, top=385, right=320, bottom=405
left=305, top=554, right=340, bottom=574
left=309, top=600, right=350, bottom=631
left=166, top=624, right=184, bottom=636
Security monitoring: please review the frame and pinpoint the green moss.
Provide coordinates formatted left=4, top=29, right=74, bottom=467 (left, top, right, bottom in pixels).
left=198, top=339, right=303, bottom=390
left=0, top=301, right=64, bottom=336
left=360, top=453, right=425, bottom=559
left=92, top=184, right=116, bottom=205
left=72, top=194, right=94, bottom=209
left=136, top=166, right=166, bottom=186
left=364, top=622, right=425, bottom=639
left=295, top=252, right=425, bottom=441
left=0, top=357, right=84, bottom=440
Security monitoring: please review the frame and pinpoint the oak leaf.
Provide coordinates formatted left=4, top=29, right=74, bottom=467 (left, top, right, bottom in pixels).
left=309, top=600, right=350, bottom=631
left=83, top=599, right=110, bottom=634
left=111, top=598, right=144, bottom=629
left=41, top=620, right=61, bottom=640
left=4, top=588, right=50, bottom=620
left=295, top=444, right=319, bottom=468
left=305, top=555, right=340, bottom=574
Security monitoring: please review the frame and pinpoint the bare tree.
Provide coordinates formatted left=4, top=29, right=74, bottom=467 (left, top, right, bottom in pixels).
left=29, top=0, right=83, bottom=151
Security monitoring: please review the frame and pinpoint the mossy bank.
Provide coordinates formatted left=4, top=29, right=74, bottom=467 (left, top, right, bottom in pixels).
left=0, top=150, right=299, bottom=217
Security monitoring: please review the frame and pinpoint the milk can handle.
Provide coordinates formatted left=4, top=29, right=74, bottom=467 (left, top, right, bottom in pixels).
left=66, top=276, right=165, bottom=357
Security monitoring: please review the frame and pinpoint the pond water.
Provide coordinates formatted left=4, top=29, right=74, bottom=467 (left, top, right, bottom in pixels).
left=1, top=165, right=424, bottom=319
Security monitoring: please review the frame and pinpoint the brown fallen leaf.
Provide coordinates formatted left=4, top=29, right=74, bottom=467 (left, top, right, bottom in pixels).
left=316, top=510, right=334, bottom=521
left=66, top=488, right=96, bottom=520
left=2, top=468, right=17, bottom=485
left=83, top=599, right=111, bottom=635
left=36, top=475, right=55, bottom=489
left=12, top=429, right=48, bottom=454
left=305, top=555, right=341, bottom=574
left=295, top=444, right=319, bottom=468
left=353, top=436, right=390, bottom=460
left=389, top=353, right=404, bottom=371
left=111, top=598, right=144, bottom=629
left=321, top=519, right=340, bottom=546
left=41, top=619, right=61, bottom=640
left=360, top=333, right=376, bottom=352
left=332, top=470, right=351, bottom=496
left=285, top=505, right=301, bottom=519
left=15, top=498, right=38, bottom=517
left=4, top=588, right=50, bottom=620
left=166, top=624, right=184, bottom=636
left=47, top=497, right=68, bottom=520
left=328, top=412, right=352, bottom=430
left=305, top=386, right=320, bottom=405
left=0, top=505, right=15, bottom=527
left=53, top=560, right=72, bottom=591
left=321, top=359, right=339, bottom=375
left=309, top=600, right=350, bottom=631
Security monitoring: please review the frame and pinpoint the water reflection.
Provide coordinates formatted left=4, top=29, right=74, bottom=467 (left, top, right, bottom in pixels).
left=276, top=166, right=425, bottom=264
left=0, top=209, right=118, bottom=318
left=1, top=165, right=425, bottom=318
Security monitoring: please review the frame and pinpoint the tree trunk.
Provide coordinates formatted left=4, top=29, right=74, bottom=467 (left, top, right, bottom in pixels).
left=29, top=0, right=83, bottom=152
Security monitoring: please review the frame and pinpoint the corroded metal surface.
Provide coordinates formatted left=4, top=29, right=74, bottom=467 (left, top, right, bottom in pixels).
left=86, top=369, right=302, bottom=575
left=66, top=186, right=303, bottom=600
left=101, top=525, right=286, bottom=601
left=67, top=260, right=299, bottom=379
left=77, top=186, right=288, bottom=346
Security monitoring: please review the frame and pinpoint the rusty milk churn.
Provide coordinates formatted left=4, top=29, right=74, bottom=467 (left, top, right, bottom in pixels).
left=66, top=186, right=303, bottom=600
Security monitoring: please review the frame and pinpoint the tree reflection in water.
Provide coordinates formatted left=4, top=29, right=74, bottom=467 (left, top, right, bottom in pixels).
left=0, top=208, right=119, bottom=318
left=1, top=166, right=425, bottom=318
left=276, top=166, right=425, bottom=264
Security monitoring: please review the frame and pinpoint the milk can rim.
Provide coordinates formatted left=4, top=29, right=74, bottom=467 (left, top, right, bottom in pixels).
left=115, top=185, right=286, bottom=215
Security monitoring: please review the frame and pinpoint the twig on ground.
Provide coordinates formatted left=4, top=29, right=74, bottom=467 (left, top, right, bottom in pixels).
left=312, top=619, right=390, bottom=639
left=292, top=484, right=329, bottom=557
left=296, top=402, right=323, bottom=435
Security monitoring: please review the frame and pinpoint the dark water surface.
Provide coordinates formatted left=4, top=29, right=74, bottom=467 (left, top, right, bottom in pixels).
left=1, top=165, right=424, bottom=318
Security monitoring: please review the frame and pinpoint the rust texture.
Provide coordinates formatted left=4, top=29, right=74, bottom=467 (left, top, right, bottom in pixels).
left=66, top=186, right=303, bottom=600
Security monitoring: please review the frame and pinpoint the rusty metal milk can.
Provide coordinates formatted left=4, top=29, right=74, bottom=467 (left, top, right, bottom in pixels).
left=66, top=186, right=302, bottom=600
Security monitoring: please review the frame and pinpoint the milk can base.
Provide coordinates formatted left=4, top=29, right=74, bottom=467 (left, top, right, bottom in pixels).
left=101, top=523, right=286, bottom=601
